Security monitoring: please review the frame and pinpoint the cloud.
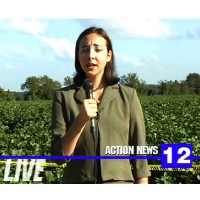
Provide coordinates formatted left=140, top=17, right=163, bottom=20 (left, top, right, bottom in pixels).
left=112, top=18, right=174, bottom=38
left=0, top=59, right=13, bottom=70
left=149, top=53, right=159, bottom=62
left=0, top=19, right=75, bottom=61
left=185, top=30, right=196, bottom=39
left=115, top=52, right=160, bottom=78
left=0, top=46, right=41, bottom=60
left=116, top=54, right=145, bottom=67
left=0, top=19, right=46, bottom=35
left=10, top=19, right=46, bottom=35
left=196, top=26, right=200, bottom=38
left=37, top=36, right=75, bottom=59
left=76, top=18, right=175, bottom=39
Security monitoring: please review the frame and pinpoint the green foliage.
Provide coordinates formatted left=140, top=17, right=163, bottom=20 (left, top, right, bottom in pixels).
left=0, top=87, right=15, bottom=101
left=0, top=101, right=51, bottom=155
left=21, top=75, right=62, bottom=100
left=0, top=95, right=200, bottom=184
left=186, top=73, right=200, bottom=94
left=120, top=73, right=148, bottom=94
left=64, top=76, right=74, bottom=86
left=119, top=72, right=200, bottom=95
left=141, top=95, right=200, bottom=183
left=0, top=101, right=63, bottom=183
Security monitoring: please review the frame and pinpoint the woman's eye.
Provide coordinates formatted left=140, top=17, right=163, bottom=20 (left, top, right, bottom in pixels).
left=80, top=47, right=102, bottom=53
left=82, top=48, right=89, bottom=52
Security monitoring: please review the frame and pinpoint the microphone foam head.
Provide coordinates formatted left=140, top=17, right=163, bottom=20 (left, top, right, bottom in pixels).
left=83, top=79, right=94, bottom=91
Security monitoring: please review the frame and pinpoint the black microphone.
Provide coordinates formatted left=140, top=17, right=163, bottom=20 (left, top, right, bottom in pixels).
left=83, top=79, right=96, bottom=136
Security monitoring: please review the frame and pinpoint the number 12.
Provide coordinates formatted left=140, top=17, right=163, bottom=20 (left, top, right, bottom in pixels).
left=163, top=147, right=191, bottom=164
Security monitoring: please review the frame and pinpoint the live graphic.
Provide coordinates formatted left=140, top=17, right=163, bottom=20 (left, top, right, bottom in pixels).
left=3, top=159, right=45, bottom=182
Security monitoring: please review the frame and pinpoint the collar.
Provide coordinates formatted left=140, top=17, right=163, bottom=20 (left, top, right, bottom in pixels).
left=74, top=83, right=119, bottom=111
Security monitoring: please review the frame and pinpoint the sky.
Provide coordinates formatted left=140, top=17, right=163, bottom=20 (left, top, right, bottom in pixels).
left=0, top=2, right=200, bottom=92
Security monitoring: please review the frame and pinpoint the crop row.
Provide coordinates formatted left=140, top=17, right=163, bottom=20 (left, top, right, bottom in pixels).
left=0, top=95, right=199, bottom=183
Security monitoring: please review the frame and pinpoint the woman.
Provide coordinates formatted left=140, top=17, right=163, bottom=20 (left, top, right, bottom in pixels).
left=51, top=26, right=151, bottom=183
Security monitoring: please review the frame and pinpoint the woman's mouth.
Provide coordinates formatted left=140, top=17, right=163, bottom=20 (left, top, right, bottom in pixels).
left=86, top=63, right=97, bottom=69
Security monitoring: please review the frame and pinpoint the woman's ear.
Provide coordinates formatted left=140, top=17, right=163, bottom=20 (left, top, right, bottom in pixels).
left=107, top=50, right=112, bottom=62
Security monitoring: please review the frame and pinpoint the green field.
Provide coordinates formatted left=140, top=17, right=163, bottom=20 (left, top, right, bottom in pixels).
left=0, top=95, right=200, bottom=183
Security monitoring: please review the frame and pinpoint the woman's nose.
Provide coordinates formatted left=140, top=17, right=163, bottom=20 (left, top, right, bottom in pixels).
left=89, top=48, right=95, bottom=59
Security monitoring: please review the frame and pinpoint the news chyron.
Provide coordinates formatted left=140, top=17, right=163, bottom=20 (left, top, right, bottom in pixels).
left=105, top=144, right=193, bottom=168
left=1, top=143, right=195, bottom=182
left=105, top=145, right=159, bottom=155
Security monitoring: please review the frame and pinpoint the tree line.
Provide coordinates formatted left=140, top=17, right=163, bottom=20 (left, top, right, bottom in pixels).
left=0, top=73, right=199, bottom=101
left=120, top=72, right=200, bottom=96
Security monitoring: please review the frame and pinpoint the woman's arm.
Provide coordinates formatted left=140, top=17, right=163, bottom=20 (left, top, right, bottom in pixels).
left=61, top=112, right=87, bottom=156
left=135, top=177, right=149, bottom=184
left=129, top=88, right=151, bottom=182
left=61, top=98, right=98, bottom=156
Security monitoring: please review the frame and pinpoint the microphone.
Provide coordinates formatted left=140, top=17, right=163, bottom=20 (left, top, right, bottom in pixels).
left=83, top=79, right=96, bottom=135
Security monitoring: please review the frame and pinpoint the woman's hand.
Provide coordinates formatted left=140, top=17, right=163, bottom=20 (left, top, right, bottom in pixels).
left=80, top=99, right=100, bottom=121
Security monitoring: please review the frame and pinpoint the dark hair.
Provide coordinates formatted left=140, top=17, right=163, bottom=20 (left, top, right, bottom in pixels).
left=73, top=26, right=120, bottom=86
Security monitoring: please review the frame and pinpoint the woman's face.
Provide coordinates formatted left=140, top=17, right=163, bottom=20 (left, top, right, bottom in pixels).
left=78, top=33, right=112, bottom=81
